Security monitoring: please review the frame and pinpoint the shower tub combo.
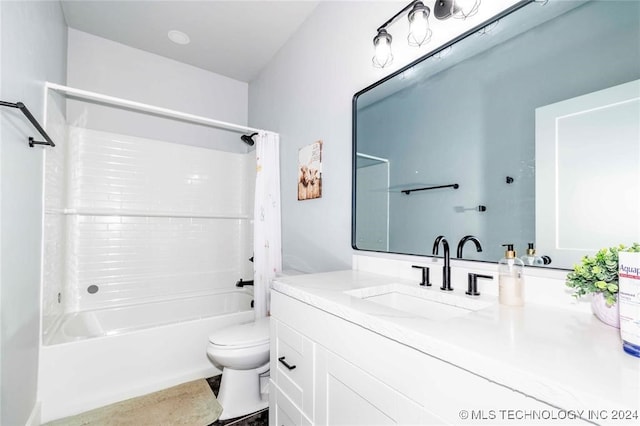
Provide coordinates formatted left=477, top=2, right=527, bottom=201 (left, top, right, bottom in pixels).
left=38, top=84, right=264, bottom=423
left=39, top=289, right=254, bottom=423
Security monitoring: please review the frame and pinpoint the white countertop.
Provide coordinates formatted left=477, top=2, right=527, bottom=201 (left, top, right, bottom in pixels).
left=272, top=270, right=640, bottom=414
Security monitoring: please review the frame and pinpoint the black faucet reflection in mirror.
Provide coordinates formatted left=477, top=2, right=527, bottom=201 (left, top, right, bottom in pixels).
left=457, top=235, right=483, bottom=258
left=432, top=236, right=452, bottom=291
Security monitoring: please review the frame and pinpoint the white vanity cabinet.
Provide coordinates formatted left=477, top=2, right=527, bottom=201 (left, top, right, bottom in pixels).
left=270, top=290, right=586, bottom=426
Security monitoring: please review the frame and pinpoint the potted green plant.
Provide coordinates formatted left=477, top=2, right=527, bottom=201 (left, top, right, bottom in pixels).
left=566, top=243, right=640, bottom=327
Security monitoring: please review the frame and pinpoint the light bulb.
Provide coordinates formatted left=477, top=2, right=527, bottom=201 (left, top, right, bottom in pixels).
left=408, top=5, right=431, bottom=47
left=372, top=29, right=393, bottom=68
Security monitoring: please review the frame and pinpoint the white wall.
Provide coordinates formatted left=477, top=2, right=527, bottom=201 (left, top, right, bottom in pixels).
left=67, top=28, right=249, bottom=153
left=0, top=1, right=67, bottom=424
left=249, top=1, right=519, bottom=272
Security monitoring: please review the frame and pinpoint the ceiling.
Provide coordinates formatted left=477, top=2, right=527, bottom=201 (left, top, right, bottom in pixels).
left=60, top=1, right=320, bottom=83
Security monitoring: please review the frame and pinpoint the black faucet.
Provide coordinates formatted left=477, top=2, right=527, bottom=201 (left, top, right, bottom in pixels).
left=432, top=236, right=452, bottom=291
left=456, top=235, right=483, bottom=258
left=236, top=278, right=254, bottom=287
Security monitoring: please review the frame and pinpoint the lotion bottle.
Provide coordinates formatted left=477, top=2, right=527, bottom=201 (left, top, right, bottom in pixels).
left=618, top=251, right=640, bottom=358
left=499, top=244, right=524, bottom=306
left=521, top=243, right=544, bottom=266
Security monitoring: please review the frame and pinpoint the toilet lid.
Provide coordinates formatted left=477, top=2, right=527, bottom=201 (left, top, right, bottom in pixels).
left=208, top=317, right=270, bottom=348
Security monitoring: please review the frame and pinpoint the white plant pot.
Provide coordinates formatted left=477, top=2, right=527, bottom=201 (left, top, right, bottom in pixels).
left=591, top=292, right=620, bottom=328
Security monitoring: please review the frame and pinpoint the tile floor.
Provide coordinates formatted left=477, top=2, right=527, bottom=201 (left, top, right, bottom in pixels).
left=206, top=376, right=268, bottom=426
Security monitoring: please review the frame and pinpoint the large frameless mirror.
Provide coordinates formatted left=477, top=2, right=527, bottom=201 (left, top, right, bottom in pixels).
left=352, top=0, right=640, bottom=269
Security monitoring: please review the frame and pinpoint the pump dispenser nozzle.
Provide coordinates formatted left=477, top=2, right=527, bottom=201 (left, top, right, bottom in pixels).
left=502, top=243, right=516, bottom=258
left=522, top=242, right=544, bottom=266
left=526, top=242, right=536, bottom=256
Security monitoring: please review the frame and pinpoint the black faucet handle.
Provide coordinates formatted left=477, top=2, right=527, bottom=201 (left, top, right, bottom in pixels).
left=466, top=273, right=493, bottom=296
left=412, top=265, right=431, bottom=286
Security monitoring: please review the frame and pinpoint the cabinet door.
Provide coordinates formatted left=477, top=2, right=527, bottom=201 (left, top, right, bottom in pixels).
left=270, top=317, right=315, bottom=419
left=314, top=347, right=444, bottom=426
left=270, top=381, right=313, bottom=426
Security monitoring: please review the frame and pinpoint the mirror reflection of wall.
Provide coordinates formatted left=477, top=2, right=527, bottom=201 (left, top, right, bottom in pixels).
left=353, top=0, right=640, bottom=269
left=355, top=153, right=390, bottom=252
left=536, top=79, right=640, bottom=267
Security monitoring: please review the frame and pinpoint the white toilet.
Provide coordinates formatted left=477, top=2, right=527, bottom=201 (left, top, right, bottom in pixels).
left=207, top=317, right=270, bottom=420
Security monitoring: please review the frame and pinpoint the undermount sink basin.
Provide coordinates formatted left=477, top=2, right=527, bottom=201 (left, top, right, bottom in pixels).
left=345, top=283, right=492, bottom=321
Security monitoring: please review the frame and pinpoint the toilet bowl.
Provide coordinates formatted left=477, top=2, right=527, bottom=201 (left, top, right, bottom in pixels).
left=207, top=317, right=270, bottom=420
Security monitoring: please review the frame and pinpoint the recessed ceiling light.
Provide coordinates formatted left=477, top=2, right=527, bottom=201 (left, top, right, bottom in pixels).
left=168, top=30, right=190, bottom=45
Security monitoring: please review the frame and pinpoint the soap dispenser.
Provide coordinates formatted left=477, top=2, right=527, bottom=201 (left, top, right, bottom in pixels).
left=521, top=243, right=544, bottom=266
left=499, top=244, right=524, bottom=306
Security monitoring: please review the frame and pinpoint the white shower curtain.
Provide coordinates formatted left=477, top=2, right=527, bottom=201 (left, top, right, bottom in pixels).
left=253, top=131, right=282, bottom=319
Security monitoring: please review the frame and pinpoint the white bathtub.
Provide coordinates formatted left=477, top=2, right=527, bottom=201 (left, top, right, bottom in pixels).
left=38, top=289, right=254, bottom=423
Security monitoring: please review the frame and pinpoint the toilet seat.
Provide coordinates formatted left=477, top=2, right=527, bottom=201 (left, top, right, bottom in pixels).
left=208, top=317, right=270, bottom=349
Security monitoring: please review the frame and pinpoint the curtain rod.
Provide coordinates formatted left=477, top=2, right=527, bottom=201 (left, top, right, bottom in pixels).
left=0, top=100, right=55, bottom=147
left=45, top=82, right=271, bottom=136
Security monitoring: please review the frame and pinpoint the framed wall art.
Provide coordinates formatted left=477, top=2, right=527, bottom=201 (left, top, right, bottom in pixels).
left=297, top=140, right=322, bottom=201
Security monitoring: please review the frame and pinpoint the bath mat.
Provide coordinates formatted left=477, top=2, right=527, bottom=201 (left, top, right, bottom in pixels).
left=45, top=379, right=223, bottom=426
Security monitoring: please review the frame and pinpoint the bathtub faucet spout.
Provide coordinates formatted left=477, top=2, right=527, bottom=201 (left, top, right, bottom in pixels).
left=236, top=278, right=254, bottom=287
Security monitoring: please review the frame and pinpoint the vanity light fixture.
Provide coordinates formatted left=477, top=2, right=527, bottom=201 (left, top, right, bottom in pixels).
left=372, top=29, right=394, bottom=68
left=407, top=1, right=432, bottom=47
left=372, top=0, right=481, bottom=68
